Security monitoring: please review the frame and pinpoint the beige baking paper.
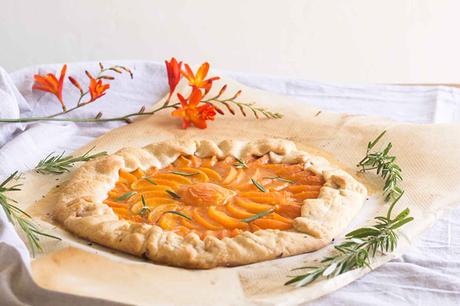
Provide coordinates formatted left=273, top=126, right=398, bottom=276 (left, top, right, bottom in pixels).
left=12, top=78, right=460, bottom=306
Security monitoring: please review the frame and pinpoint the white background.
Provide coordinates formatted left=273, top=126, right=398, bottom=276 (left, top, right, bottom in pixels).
left=1, top=0, right=460, bottom=83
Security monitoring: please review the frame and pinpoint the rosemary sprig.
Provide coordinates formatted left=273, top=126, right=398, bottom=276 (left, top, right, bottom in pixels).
left=166, top=190, right=181, bottom=200
left=251, top=179, right=267, bottom=192
left=162, top=210, right=193, bottom=221
left=143, top=177, right=157, bottom=185
left=241, top=208, right=274, bottom=223
left=170, top=171, right=199, bottom=177
left=139, top=195, right=151, bottom=216
left=285, top=193, right=413, bottom=287
left=357, top=131, right=403, bottom=201
left=286, top=132, right=413, bottom=288
left=264, top=176, right=293, bottom=184
left=233, top=157, right=248, bottom=169
left=115, top=191, right=137, bottom=202
left=35, top=147, right=107, bottom=174
left=0, top=171, right=61, bottom=256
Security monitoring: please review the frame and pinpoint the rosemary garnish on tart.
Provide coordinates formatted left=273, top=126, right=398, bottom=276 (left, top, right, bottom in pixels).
left=233, top=157, right=248, bottom=169
left=35, top=147, right=107, bottom=175
left=0, top=171, right=61, bottom=255
left=286, top=131, right=413, bottom=287
left=138, top=195, right=151, bottom=216
left=251, top=178, right=267, bottom=192
left=166, top=189, right=181, bottom=200
left=162, top=210, right=193, bottom=221
left=264, top=176, right=294, bottom=184
left=241, top=208, right=275, bottom=223
left=170, top=171, right=200, bottom=177
left=115, top=191, right=137, bottom=202
left=143, top=177, right=158, bottom=185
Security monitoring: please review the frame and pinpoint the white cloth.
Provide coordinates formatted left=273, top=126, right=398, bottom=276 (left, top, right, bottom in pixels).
left=0, top=61, right=459, bottom=305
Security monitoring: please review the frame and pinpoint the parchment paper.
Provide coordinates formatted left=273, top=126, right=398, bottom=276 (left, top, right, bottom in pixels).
left=13, top=77, right=460, bottom=305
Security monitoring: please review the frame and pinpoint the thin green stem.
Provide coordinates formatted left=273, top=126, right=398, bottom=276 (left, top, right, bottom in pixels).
left=0, top=103, right=180, bottom=123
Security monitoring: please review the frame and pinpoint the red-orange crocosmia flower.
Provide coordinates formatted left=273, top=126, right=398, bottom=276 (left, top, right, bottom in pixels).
left=165, top=57, right=182, bottom=98
left=171, top=88, right=216, bottom=129
left=32, top=64, right=67, bottom=111
left=182, top=62, right=220, bottom=93
left=88, top=78, right=110, bottom=102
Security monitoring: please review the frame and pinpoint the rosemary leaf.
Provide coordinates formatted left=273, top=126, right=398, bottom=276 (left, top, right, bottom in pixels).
left=143, top=177, right=157, bottom=185
left=115, top=191, right=137, bottom=202
left=233, top=157, right=248, bottom=169
left=357, top=131, right=403, bottom=201
left=251, top=179, right=267, bottom=192
left=35, top=147, right=107, bottom=175
left=263, top=176, right=294, bottom=184
left=162, top=210, right=192, bottom=221
left=170, top=171, right=199, bottom=177
left=241, top=208, right=274, bottom=223
left=139, top=195, right=151, bottom=216
left=0, top=171, right=61, bottom=256
left=166, top=190, right=181, bottom=200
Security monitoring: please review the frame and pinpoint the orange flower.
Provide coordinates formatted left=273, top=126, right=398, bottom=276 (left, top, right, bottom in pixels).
left=182, top=62, right=220, bottom=93
left=171, top=88, right=216, bottom=129
left=32, top=64, right=67, bottom=111
left=88, top=78, right=110, bottom=102
left=165, top=57, right=182, bottom=98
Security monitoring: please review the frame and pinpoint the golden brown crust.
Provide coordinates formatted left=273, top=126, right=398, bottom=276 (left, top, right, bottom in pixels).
left=53, top=139, right=367, bottom=268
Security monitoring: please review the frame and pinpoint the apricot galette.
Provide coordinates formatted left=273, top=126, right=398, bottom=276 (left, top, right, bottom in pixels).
left=54, top=139, right=367, bottom=268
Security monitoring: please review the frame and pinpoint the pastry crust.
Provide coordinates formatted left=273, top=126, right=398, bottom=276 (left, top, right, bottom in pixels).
left=54, top=139, right=367, bottom=268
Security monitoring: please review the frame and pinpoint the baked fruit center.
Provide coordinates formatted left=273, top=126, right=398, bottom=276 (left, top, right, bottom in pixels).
left=104, top=154, right=325, bottom=239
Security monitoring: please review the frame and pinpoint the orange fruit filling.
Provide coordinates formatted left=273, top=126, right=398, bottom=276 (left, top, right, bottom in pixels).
left=104, top=154, right=325, bottom=239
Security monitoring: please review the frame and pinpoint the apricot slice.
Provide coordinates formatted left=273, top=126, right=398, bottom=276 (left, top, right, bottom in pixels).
left=134, top=190, right=171, bottom=199
left=154, top=173, right=193, bottom=185
left=234, top=198, right=273, bottom=213
left=103, top=200, right=129, bottom=208
left=130, top=180, right=175, bottom=191
left=208, top=206, right=248, bottom=229
left=174, top=155, right=192, bottom=167
left=180, top=213, right=200, bottom=230
left=227, top=169, right=246, bottom=187
left=238, top=191, right=272, bottom=198
left=271, top=213, right=294, bottom=224
left=222, top=167, right=238, bottom=185
left=198, top=167, right=222, bottom=181
left=292, top=191, right=320, bottom=201
left=137, top=179, right=180, bottom=189
left=114, top=182, right=130, bottom=192
left=147, top=204, right=178, bottom=223
left=111, top=207, right=130, bottom=217
left=179, top=183, right=236, bottom=207
left=131, top=169, right=145, bottom=178
left=286, top=185, right=322, bottom=193
left=250, top=223, right=262, bottom=231
left=189, top=155, right=202, bottom=167
left=289, top=174, right=324, bottom=185
left=192, top=208, right=223, bottom=230
left=276, top=203, right=302, bottom=219
left=252, top=218, right=292, bottom=230
left=226, top=202, right=254, bottom=218
left=158, top=213, right=180, bottom=230
left=119, top=170, right=138, bottom=183
left=108, top=191, right=125, bottom=198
